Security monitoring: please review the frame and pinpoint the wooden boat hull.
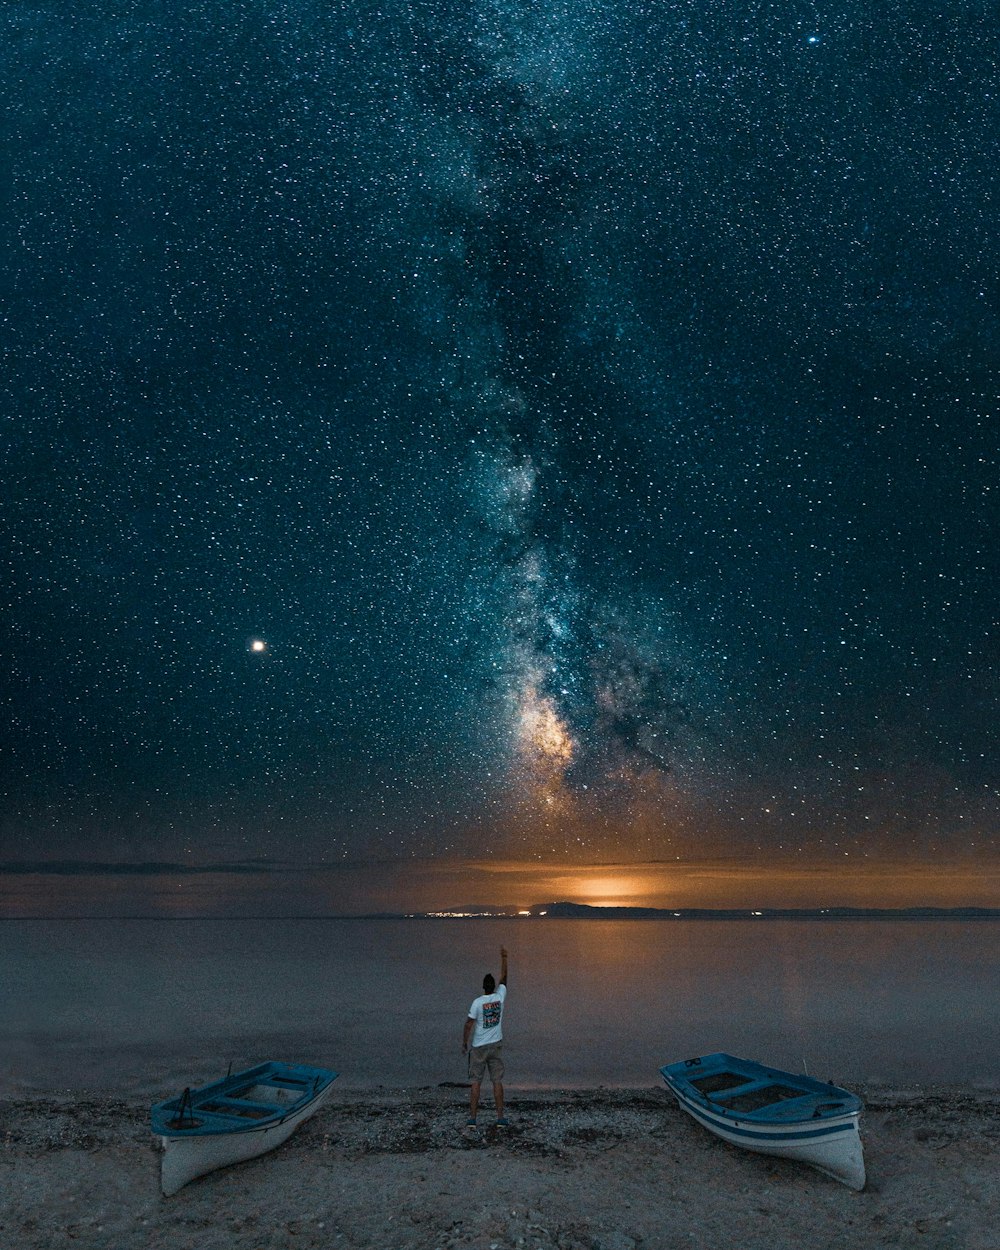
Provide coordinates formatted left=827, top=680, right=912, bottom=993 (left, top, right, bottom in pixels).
left=661, top=1053, right=865, bottom=1190
left=152, top=1061, right=338, bottom=1196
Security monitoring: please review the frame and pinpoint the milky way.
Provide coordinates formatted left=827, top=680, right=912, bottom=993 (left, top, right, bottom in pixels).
left=1, top=2, right=997, bottom=865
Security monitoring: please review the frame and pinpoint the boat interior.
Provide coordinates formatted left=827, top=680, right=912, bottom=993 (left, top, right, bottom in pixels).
left=191, top=1077, right=312, bottom=1119
left=232, top=1081, right=305, bottom=1106
left=687, top=1070, right=849, bottom=1117
left=164, top=1078, right=314, bottom=1130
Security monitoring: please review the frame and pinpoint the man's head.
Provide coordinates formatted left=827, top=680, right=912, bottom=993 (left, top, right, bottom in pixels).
left=483, top=973, right=496, bottom=994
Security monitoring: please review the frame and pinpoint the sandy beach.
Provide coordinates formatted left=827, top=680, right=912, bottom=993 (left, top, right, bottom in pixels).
left=2, top=1084, right=997, bottom=1250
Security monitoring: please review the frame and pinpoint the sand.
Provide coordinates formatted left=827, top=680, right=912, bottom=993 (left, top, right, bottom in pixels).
left=2, top=1084, right=997, bottom=1250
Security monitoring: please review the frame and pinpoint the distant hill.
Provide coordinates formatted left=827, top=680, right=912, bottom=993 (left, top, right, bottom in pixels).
left=524, top=901, right=1000, bottom=920
left=380, top=900, right=1000, bottom=921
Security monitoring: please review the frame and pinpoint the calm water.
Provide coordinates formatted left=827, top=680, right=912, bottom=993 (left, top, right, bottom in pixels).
left=5, top=918, right=998, bottom=1095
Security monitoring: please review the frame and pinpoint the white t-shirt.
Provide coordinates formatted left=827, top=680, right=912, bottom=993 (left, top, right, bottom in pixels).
left=467, top=983, right=507, bottom=1047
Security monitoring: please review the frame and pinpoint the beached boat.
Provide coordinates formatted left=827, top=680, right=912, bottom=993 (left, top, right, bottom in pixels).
left=660, top=1052, right=865, bottom=1189
left=151, top=1060, right=338, bottom=1195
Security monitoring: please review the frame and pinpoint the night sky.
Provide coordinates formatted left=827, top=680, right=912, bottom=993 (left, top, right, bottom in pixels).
left=2, top=2, right=997, bottom=878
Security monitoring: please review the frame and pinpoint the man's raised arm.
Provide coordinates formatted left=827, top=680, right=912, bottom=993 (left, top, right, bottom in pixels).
left=499, top=945, right=508, bottom=986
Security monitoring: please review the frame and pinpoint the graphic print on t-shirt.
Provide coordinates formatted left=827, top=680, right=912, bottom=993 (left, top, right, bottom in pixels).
left=482, top=1000, right=502, bottom=1029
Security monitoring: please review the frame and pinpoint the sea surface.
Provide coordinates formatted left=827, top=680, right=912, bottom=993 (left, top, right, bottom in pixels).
left=6, top=918, right=998, bottom=1096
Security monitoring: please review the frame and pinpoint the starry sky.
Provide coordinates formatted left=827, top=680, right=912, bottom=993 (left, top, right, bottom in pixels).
left=2, top=1, right=998, bottom=880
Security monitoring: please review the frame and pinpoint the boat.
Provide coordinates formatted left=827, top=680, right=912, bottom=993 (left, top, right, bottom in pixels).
left=660, top=1052, right=865, bottom=1189
left=150, top=1060, right=339, bottom=1195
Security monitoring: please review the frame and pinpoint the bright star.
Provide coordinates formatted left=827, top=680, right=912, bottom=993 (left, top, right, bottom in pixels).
left=250, top=639, right=267, bottom=653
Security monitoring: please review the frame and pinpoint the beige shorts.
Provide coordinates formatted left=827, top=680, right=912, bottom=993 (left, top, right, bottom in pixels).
left=468, top=1042, right=504, bottom=1083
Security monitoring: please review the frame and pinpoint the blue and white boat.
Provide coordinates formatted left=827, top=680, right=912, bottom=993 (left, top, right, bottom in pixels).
left=151, top=1061, right=339, bottom=1195
left=660, top=1053, right=865, bottom=1189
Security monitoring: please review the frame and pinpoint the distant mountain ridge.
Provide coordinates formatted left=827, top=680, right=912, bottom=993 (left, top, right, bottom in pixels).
left=427, top=901, right=1000, bottom=920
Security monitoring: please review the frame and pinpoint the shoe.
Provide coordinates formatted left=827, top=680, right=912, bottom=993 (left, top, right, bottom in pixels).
left=466, top=1118, right=477, bottom=1128
left=496, top=1118, right=509, bottom=1127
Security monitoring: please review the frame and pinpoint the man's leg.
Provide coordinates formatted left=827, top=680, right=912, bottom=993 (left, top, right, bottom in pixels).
left=492, top=1080, right=504, bottom=1120
left=469, top=1081, right=481, bottom=1121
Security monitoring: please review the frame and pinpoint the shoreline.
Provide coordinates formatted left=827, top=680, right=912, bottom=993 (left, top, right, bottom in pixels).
left=3, top=1085, right=997, bottom=1249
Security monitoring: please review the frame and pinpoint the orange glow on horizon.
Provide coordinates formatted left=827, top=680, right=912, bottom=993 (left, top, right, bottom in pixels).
left=4, top=856, right=998, bottom=918
left=570, top=873, right=661, bottom=907
left=394, top=857, right=1000, bottom=913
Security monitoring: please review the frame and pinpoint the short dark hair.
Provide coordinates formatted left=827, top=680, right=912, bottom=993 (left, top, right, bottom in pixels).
left=483, top=973, right=496, bottom=994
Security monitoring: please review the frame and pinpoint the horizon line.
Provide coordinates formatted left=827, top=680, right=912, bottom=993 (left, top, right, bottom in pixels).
left=4, top=905, right=1000, bottom=921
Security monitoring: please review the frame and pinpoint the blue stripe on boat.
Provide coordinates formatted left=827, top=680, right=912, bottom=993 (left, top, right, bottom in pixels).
left=678, top=1098, right=857, bottom=1142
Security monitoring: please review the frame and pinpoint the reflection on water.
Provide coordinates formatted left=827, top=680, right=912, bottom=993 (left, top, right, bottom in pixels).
left=5, top=918, right=998, bottom=1094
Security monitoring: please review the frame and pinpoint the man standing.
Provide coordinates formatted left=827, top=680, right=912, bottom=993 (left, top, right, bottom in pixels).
left=462, top=945, right=508, bottom=1128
